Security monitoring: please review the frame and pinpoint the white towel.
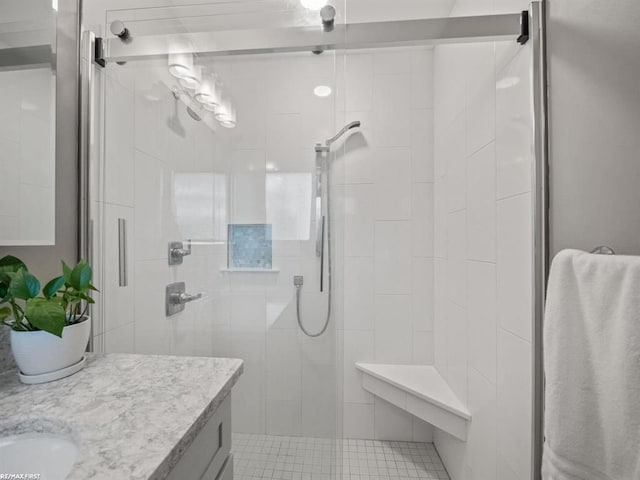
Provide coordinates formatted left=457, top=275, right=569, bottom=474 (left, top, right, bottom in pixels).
left=542, top=249, right=640, bottom=480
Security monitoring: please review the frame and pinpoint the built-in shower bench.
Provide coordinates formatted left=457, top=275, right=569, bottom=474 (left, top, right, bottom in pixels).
left=356, top=363, right=471, bottom=441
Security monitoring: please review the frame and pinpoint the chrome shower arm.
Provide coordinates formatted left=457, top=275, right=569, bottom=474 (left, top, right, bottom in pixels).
left=325, top=121, right=361, bottom=148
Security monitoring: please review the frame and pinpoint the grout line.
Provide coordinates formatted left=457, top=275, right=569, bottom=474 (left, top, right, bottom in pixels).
left=497, top=189, right=532, bottom=203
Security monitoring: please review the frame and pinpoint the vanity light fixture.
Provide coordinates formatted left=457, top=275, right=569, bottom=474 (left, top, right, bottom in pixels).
left=214, top=95, right=237, bottom=129
left=178, top=64, right=202, bottom=90
left=168, top=51, right=195, bottom=79
left=314, top=85, right=332, bottom=97
left=300, top=0, right=327, bottom=10
left=195, top=74, right=221, bottom=109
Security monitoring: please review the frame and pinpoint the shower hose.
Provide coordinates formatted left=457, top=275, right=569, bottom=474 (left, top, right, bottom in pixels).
left=295, top=156, right=332, bottom=338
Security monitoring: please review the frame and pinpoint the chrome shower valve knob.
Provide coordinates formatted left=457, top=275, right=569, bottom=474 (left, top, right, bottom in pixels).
left=166, top=282, right=203, bottom=316
left=171, top=292, right=203, bottom=305
left=168, top=240, right=192, bottom=265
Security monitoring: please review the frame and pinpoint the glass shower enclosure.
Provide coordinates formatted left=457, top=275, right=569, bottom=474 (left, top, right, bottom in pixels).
left=81, top=2, right=547, bottom=478
left=84, top=4, right=349, bottom=477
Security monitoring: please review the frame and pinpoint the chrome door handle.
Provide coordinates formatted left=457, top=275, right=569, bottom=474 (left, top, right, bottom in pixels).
left=168, top=240, right=192, bottom=265
left=118, top=218, right=128, bottom=287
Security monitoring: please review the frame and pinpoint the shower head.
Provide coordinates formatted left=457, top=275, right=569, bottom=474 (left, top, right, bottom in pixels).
left=327, top=121, right=361, bottom=145
left=315, top=120, right=361, bottom=152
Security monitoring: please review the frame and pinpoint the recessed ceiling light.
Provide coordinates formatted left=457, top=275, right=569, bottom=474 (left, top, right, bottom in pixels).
left=314, top=85, right=332, bottom=97
left=300, top=0, right=327, bottom=11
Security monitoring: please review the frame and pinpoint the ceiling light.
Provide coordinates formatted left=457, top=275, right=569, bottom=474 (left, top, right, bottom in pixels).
left=300, top=0, right=327, bottom=11
left=313, top=85, right=332, bottom=97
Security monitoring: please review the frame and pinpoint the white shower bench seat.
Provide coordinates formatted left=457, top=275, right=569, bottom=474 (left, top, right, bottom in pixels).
left=355, top=363, right=471, bottom=441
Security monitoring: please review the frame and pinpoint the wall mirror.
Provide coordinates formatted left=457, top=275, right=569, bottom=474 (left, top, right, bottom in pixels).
left=0, top=0, right=56, bottom=246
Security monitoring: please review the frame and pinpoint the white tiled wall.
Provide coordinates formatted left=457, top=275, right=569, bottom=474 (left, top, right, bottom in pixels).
left=87, top=1, right=536, bottom=458
left=90, top=50, right=342, bottom=440
left=338, top=48, right=435, bottom=442
left=432, top=0, right=534, bottom=479
left=91, top=57, right=227, bottom=363
left=90, top=45, right=435, bottom=444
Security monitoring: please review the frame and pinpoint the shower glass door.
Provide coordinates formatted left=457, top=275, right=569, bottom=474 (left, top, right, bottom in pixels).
left=84, top=2, right=544, bottom=479
left=85, top=2, right=346, bottom=478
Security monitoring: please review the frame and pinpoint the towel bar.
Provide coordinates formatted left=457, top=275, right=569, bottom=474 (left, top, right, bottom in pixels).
left=590, top=246, right=615, bottom=255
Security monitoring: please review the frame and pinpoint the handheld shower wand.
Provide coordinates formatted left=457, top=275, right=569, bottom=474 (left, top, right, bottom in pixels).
left=297, top=121, right=362, bottom=338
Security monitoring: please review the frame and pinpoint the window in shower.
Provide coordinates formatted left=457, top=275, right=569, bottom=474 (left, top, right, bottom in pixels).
left=266, top=172, right=312, bottom=241
left=174, top=172, right=228, bottom=242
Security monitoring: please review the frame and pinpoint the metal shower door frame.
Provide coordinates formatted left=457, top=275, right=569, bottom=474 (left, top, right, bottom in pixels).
left=529, top=3, right=549, bottom=480
left=96, top=13, right=524, bottom=63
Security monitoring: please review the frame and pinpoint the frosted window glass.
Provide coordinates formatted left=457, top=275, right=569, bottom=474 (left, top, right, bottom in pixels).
left=266, top=173, right=312, bottom=241
left=174, top=172, right=228, bottom=241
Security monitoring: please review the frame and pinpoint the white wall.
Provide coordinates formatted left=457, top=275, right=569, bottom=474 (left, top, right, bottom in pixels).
left=337, top=47, right=436, bottom=442
left=547, top=0, right=640, bottom=256
left=432, top=0, right=534, bottom=479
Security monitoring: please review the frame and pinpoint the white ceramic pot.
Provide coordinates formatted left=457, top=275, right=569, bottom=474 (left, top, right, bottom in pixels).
left=10, top=317, right=91, bottom=376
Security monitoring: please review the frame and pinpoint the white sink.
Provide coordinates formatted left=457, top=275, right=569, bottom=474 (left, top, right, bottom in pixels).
left=0, top=432, right=78, bottom=480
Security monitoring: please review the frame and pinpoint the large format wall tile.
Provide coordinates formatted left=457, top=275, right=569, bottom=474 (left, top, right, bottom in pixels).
left=433, top=9, right=534, bottom=477
left=497, top=193, right=533, bottom=342
left=95, top=47, right=436, bottom=444
left=497, top=329, right=532, bottom=480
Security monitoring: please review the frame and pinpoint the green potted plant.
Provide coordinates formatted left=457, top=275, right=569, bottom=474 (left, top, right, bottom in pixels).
left=0, top=255, right=97, bottom=383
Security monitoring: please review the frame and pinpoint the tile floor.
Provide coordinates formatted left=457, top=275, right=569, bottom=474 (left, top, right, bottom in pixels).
left=233, top=434, right=450, bottom=480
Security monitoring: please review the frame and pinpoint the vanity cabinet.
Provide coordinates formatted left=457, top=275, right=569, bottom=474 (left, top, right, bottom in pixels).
left=167, top=393, right=233, bottom=480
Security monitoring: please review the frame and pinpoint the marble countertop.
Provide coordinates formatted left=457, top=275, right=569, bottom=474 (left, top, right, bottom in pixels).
left=0, top=353, right=243, bottom=480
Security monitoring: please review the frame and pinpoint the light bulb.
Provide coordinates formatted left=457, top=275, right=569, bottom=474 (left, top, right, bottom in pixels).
left=195, top=74, right=221, bottom=108
left=168, top=51, right=194, bottom=79
left=214, top=95, right=236, bottom=129
left=300, top=0, right=327, bottom=10
left=178, top=65, right=202, bottom=90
